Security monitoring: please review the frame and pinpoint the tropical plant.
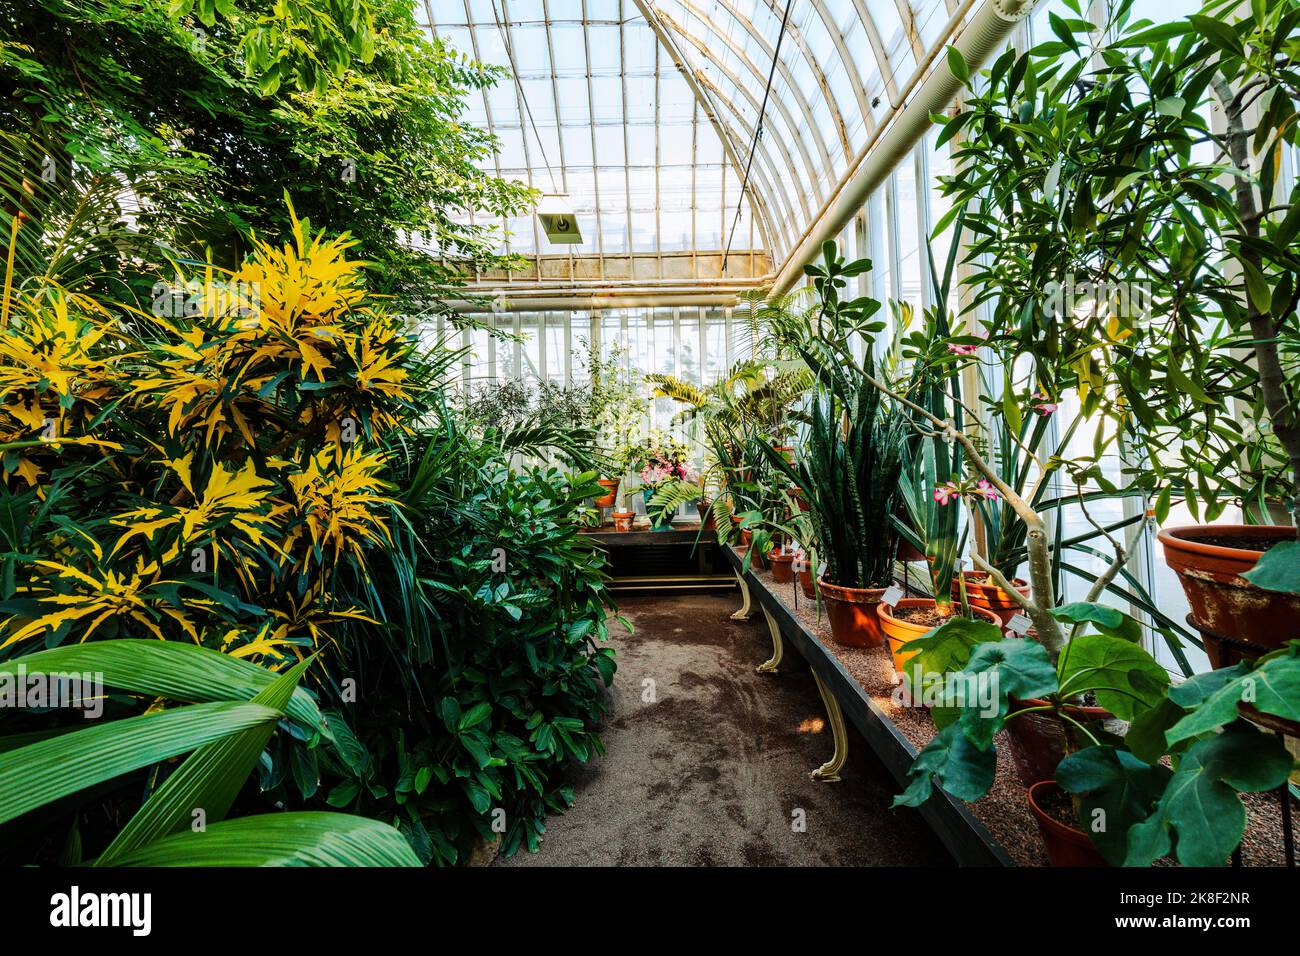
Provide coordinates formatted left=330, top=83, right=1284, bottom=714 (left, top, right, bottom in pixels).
left=0, top=640, right=418, bottom=866
left=760, top=243, right=909, bottom=590
left=893, top=610, right=1297, bottom=867
left=939, top=0, right=1300, bottom=524
left=3, top=0, right=534, bottom=310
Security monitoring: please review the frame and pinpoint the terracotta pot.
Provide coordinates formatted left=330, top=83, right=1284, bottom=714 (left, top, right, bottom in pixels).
left=1027, top=781, right=1108, bottom=867
left=739, top=529, right=753, bottom=547
left=594, top=478, right=620, bottom=508
left=1004, top=697, right=1113, bottom=787
left=772, top=444, right=795, bottom=464
left=1157, top=524, right=1300, bottom=668
left=952, top=571, right=1031, bottom=625
left=817, top=579, right=887, bottom=648
left=878, top=599, right=1001, bottom=677
left=696, top=499, right=716, bottom=530
left=791, top=485, right=810, bottom=513
left=612, top=511, right=635, bottom=532
left=770, top=550, right=794, bottom=584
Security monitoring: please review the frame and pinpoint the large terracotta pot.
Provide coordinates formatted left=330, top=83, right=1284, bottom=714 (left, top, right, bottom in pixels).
left=817, top=579, right=887, bottom=648
left=1027, top=781, right=1108, bottom=867
left=612, top=511, right=635, bottom=532
left=770, top=550, right=794, bottom=584
left=878, top=599, right=1000, bottom=677
left=951, top=571, right=1031, bottom=626
left=1004, top=696, right=1113, bottom=787
left=594, top=478, right=620, bottom=508
left=1157, top=524, right=1300, bottom=667
left=696, top=499, right=716, bottom=530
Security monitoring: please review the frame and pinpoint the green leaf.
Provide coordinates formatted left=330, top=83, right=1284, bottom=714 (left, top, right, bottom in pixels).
left=1241, top=258, right=1273, bottom=314
left=103, top=812, right=421, bottom=866
left=947, top=45, right=969, bottom=85
left=1056, top=634, right=1168, bottom=720
left=459, top=702, right=493, bottom=731
left=0, top=639, right=325, bottom=735
left=1242, top=540, right=1300, bottom=594
left=1056, top=746, right=1171, bottom=865
left=1124, top=722, right=1293, bottom=867
left=1166, top=647, right=1300, bottom=745
left=892, top=722, right=998, bottom=807
left=95, top=656, right=315, bottom=866
left=1051, top=602, right=1142, bottom=643
left=0, top=702, right=280, bottom=826
left=900, top=615, right=1004, bottom=686
left=1125, top=698, right=1187, bottom=764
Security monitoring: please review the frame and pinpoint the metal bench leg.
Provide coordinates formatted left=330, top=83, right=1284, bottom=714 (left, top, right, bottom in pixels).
left=757, top=604, right=784, bottom=674
left=810, top=669, right=848, bottom=783
left=730, top=571, right=754, bottom=621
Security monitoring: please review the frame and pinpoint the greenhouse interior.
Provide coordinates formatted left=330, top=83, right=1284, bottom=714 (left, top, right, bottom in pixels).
left=2, top=0, right=1299, bottom=892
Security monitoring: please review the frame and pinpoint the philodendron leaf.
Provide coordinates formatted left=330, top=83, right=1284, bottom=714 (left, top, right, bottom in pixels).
left=1051, top=602, right=1143, bottom=643
left=1056, top=634, right=1169, bottom=720
left=1124, top=722, right=1293, bottom=867
left=891, top=722, right=998, bottom=808
left=901, top=616, right=1004, bottom=684
left=1056, top=746, right=1171, bottom=866
left=956, top=637, right=1057, bottom=747
left=1125, top=698, right=1188, bottom=764
left=1242, top=540, right=1300, bottom=593
left=1166, top=645, right=1300, bottom=746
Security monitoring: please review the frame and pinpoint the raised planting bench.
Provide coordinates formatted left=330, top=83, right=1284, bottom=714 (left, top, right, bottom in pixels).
left=722, top=544, right=1014, bottom=867
left=724, top=546, right=1300, bottom=868
left=581, top=521, right=736, bottom=594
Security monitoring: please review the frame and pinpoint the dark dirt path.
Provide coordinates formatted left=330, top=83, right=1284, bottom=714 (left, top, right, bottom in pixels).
left=497, top=592, right=952, bottom=867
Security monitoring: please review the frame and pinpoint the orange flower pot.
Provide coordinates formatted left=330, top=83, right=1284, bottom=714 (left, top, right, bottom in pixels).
left=770, top=550, right=794, bottom=584
left=612, top=511, right=635, bottom=532
left=951, top=571, right=1031, bottom=625
left=1157, top=524, right=1300, bottom=667
left=817, top=579, right=887, bottom=648
left=1004, top=696, right=1113, bottom=787
left=594, top=478, right=620, bottom=507
left=1027, top=781, right=1108, bottom=867
left=877, top=598, right=1000, bottom=677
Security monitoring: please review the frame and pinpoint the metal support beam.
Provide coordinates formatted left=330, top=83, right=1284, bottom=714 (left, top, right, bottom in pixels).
left=769, top=0, right=1036, bottom=296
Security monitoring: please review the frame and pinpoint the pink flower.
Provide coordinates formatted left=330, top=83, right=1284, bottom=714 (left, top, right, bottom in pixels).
left=946, top=342, right=979, bottom=356
left=974, top=479, right=1000, bottom=500
left=1030, top=391, right=1058, bottom=416
left=934, top=481, right=961, bottom=505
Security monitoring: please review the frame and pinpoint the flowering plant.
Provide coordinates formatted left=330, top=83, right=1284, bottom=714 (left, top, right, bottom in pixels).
left=636, top=430, right=695, bottom=489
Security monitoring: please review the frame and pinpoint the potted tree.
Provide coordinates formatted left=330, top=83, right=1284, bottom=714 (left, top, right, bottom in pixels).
left=937, top=2, right=1300, bottom=666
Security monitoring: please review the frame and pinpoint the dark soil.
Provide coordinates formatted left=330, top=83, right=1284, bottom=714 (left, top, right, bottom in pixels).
left=1187, top=533, right=1284, bottom=552
left=1037, top=786, right=1080, bottom=830
left=891, top=606, right=976, bottom=628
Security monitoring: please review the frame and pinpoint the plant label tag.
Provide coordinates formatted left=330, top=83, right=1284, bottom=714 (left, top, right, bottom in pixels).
left=1007, top=613, right=1032, bottom=635
left=881, top=586, right=904, bottom=607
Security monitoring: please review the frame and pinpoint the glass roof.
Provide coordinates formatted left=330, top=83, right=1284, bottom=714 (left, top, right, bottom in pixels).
left=418, top=0, right=968, bottom=277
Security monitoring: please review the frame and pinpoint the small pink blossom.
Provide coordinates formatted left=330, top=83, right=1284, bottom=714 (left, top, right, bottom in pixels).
left=933, top=481, right=961, bottom=505
left=974, top=479, right=1000, bottom=500
left=1030, top=391, right=1058, bottom=416
left=946, top=342, right=979, bottom=356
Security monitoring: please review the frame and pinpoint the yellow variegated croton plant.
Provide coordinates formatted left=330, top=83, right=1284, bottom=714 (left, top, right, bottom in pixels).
left=0, top=206, right=421, bottom=667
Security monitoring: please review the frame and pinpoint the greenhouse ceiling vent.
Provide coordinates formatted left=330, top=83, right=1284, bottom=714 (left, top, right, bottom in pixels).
left=537, top=193, right=582, bottom=244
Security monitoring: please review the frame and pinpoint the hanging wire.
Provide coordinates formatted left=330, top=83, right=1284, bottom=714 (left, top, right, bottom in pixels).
left=490, top=0, right=560, bottom=194
left=722, top=0, right=793, bottom=274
